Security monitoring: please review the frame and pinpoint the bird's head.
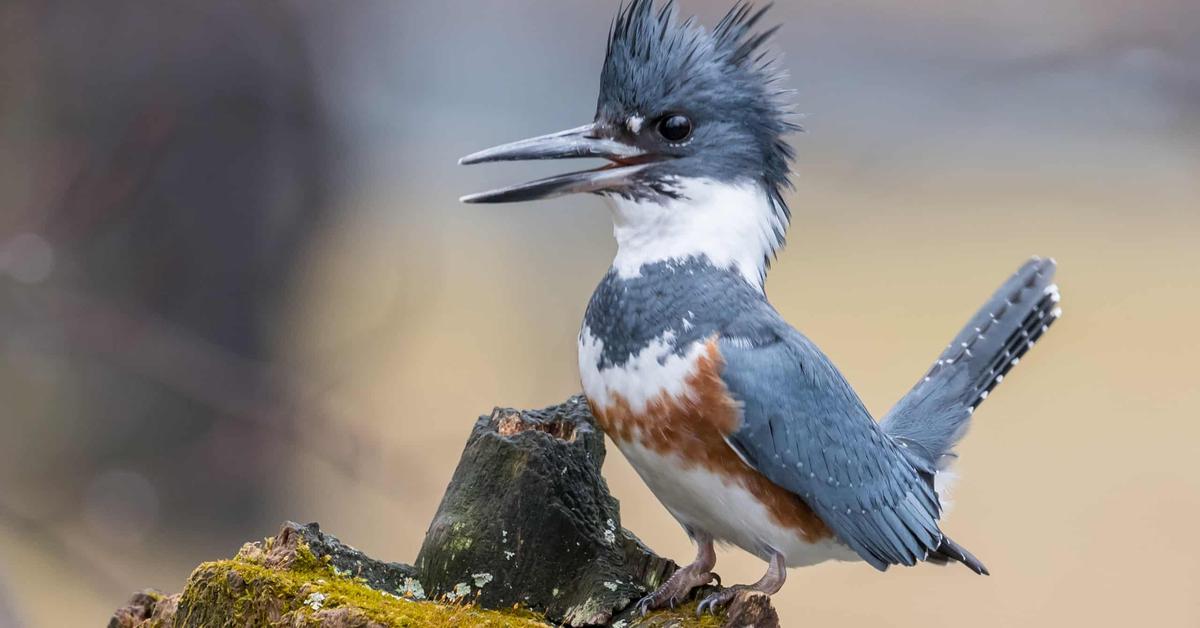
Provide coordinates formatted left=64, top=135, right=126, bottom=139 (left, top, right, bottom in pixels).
left=460, top=0, right=797, bottom=289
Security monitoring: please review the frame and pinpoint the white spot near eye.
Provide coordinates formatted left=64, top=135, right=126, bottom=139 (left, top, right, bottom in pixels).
left=627, top=115, right=644, bottom=133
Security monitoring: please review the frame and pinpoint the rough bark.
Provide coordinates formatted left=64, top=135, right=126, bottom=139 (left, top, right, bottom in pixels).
left=416, top=396, right=677, bottom=626
left=110, top=396, right=779, bottom=628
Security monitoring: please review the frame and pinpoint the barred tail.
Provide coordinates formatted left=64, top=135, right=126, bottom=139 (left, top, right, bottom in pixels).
left=881, top=257, right=1061, bottom=467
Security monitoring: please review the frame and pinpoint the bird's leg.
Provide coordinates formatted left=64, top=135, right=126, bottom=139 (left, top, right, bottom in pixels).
left=696, top=550, right=786, bottom=616
left=634, top=533, right=719, bottom=616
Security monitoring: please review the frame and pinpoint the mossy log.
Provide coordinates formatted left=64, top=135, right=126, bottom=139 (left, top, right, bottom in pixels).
left=108, top=522, right=548, bottom=628
left=110, top=397, right=779, bottom=628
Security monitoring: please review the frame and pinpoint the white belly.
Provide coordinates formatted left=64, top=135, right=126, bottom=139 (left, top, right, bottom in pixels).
left=615, top=437, right=859, bottom=567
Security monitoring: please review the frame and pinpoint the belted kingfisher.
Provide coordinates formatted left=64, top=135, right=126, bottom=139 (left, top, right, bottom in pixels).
left=459, top=0, right=1061, bottom=616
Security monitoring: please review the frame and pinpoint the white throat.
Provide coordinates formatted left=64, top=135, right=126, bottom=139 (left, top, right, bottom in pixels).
left=604, top=177, right=785, bottom=291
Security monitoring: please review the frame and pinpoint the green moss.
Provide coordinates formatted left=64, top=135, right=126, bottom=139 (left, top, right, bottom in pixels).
left=152, top=533, right=725, bottom=627
left=141, top=589, right=167, bottom=602
left=446, top=534, right=474, bottom=554
left=634, top=602, right=725, bottom=628
left=167, top=538, right=550, bottom=628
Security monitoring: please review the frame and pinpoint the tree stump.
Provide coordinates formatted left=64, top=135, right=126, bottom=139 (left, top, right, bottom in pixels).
left=416, top=395, right=676, bottom=626
left=110, top=396, right=779, bottom=627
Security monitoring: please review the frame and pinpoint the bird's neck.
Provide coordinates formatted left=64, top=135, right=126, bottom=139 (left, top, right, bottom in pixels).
left=604, top=178, right=785, bottom=293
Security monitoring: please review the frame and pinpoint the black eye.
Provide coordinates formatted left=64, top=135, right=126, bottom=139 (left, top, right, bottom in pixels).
left=657, top=114, right=692, bottom=142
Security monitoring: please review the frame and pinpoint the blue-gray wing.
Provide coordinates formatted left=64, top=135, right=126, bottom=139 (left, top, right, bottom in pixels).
left=718, top=322, right=945, bottom=571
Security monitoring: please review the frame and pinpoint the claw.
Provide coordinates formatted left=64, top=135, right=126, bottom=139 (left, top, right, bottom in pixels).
left=696, top=587, right=739, bottom=617
left=634, top=592, right=660, bottom=616
left=634, top=568, right=718, bottom=615
left=633, top=538, right=719, bottom=616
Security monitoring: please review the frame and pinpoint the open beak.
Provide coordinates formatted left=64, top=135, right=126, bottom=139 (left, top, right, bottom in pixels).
left=458, top=123, right=652, bottom=203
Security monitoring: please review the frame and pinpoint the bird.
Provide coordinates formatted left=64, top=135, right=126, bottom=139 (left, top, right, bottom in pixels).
left=458, top=0, right=1062, bottom=616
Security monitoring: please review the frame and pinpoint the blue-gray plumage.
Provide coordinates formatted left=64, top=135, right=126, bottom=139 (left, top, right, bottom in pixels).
left=721, top=260, right=1061, bottom=574
left=457, top=0, right=1063, bottom=616
left=583, top=258, right=766, bottom=370
left=596, top=1, right=796, bottom=209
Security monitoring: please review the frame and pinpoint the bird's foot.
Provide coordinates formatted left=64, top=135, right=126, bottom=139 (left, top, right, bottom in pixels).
left=697, top=550, right=787, bottom=617
left=696, top=585, right=763, bottom=617
left=634, top=563, right=720, bottom=616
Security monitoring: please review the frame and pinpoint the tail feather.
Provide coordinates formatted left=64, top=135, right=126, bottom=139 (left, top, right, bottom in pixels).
left=969, top=282, right=1060, bottom=412
left=927, top=535, right=989, bottom=575
left=880, top=257, right=1061, bottom=466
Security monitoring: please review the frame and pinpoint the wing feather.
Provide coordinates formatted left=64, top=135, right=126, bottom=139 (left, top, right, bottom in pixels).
left=718, top=317, right=946, bottom=571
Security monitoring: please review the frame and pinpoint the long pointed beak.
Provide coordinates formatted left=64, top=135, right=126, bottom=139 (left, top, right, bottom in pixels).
left=458, top=123, right=652, bottom=203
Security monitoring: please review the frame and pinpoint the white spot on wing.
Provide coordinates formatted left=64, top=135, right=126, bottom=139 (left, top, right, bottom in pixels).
left=934, top=468, right=959, bottom=514
left=725, top=336, right=754, bottom=349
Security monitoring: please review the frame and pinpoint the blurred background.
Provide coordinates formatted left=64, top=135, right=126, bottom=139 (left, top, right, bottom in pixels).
left=1, top=0, right=1197, bottom=626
